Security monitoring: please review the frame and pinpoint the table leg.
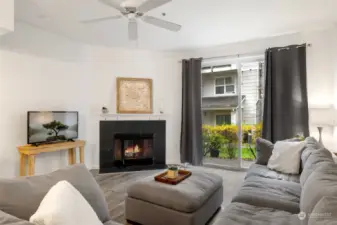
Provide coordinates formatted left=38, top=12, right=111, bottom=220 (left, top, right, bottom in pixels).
left=27, top=155, right=35, bottom=176
left=68, top=148, right=72, bottom=164
left=68, top=148, right=73, bottom=164
left=20, top=154, right=27, bottom=176
left=68, top=148, right=76, bottom=165
left=79, top=146, right=84, bottom=163
left=72, top=148, right=77, bottom=164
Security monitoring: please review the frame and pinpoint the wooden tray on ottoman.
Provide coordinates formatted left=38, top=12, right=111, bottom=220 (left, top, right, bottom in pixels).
left=154, top=170, right=192, bottom=185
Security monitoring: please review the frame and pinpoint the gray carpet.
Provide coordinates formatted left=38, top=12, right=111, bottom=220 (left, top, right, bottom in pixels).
left=93, top=167, right=246, bottom=224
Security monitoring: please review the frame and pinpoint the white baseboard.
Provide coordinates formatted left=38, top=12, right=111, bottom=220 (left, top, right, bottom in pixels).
left=90, top=165, right=99, bottom=170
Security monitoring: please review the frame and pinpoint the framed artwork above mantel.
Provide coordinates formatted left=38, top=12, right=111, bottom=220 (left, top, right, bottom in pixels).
left=116, top=77, right=153, bottom=114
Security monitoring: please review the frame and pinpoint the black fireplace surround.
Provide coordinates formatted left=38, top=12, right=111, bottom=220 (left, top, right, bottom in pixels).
left=100, top=120, right=166, bottom=173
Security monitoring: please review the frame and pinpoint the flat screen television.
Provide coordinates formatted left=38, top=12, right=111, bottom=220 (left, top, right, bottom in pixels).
left=27, top=111, right=78, bottom=144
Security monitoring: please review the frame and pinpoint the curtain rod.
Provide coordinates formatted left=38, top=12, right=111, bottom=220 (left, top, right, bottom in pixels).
left=268, top=43, right=312, bottom=52
left=202, top=51, right=263, bottom=61
left=179, top=51, right=262, bottom=63
left=179, top=43, right=312, bottom=63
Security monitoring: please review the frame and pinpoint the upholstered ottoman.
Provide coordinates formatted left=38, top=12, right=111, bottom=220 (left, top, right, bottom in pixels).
left=126, top=171, right=223, bottom=225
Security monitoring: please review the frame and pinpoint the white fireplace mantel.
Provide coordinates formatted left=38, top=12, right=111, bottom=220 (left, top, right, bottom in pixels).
left=100, top=113, right=168, bottom=121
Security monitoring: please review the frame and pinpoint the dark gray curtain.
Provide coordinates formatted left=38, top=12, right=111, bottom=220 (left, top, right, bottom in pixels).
left=180, top=58, right=203, bottom=165
left=262, top=44, right=309, bottom=142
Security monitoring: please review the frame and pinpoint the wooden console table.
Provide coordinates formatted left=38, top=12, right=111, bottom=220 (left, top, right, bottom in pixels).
left=17, top=140, right=85, bottom=176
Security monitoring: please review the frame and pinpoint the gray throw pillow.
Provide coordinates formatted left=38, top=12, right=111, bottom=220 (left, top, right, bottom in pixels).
left=0, top=164, right=111, bottom=223
left=300, top=163, right=337, bottom=224
left=308, top=196, right=337, bottom=225
left=0, top=210, right=34, bottom=225
left=255, top=138, right=274, bottom=165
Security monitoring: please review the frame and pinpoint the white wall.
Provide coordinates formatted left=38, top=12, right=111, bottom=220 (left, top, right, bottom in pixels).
left=86, top=46, right=182, bottom=168
left=0, top=23, right=91, bottom=177
left=0, top=0, right=14, bottom=35
left=0, top=22, right=182, bottom=177
left=330, top=27, right=337, bottom=153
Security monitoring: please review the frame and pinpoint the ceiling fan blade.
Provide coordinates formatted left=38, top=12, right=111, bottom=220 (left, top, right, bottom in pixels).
left=142, top=16, right=181, bottom=32
left=128, top=19, right=138, bottom=40
left=138, top=0, right=171, bottom=13
left=81, top=15, right=122, bottom=24
left=99, top=0, right=125, bottom=12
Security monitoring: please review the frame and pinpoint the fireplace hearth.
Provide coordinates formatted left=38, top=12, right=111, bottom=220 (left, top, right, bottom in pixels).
left=100, top=120, right=166, bottom=173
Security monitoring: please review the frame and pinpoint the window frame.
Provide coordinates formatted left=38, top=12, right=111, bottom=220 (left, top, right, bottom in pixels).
left=215, top=114, right=232, bottom=125
left=214, top=75, right=236, bottom=96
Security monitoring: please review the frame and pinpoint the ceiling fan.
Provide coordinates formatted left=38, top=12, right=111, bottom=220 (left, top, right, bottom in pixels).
left=81, top=0, right=182, bottom=40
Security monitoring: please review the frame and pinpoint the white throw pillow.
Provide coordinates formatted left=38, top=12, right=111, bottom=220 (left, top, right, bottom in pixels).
left=30, top=180, right=103, bottom=225
left=267, top=141, right=305, bottom=174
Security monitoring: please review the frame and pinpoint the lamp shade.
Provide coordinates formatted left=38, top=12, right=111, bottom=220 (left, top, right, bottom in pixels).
left=0, top=0, right=14, bottom=36
left=309, top=106, right=336, bottom=127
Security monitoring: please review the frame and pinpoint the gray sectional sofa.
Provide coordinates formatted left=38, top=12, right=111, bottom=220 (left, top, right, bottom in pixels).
left=213, top=137, right=337, bottom=225
left=0, top=164, right=122, bottom=225
left=2, top=137, right=336, bottom=225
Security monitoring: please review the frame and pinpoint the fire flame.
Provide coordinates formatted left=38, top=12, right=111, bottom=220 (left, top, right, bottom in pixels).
left=125, top=145, right=141, bottom=154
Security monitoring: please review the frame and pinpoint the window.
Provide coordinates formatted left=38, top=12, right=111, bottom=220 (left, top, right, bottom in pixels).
left=215, top=76, right=235, bottom=94
left=216, top=115, right=231, bottom=125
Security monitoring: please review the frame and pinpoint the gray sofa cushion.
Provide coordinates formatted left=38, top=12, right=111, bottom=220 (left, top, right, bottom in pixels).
left=299, top=148, right=334, bottom=186
left=245, top=164, right=300, bottom=183
left=300, top=163, right=337, bottom=221
left=300, top=148, right=313, bottom=171
left=304, top=136, right=322, bottom=149
left=308, top=196, right=337, bottom=225
left=0, top=210, right=34, bottom=225
left=232, top=176, right=301, bottom=213
left=255, top=138, right=274, bottom=165
left=0, top=164, right=111, bottom=223
left=300, top=137, right=324, bottom=170
left=213, top=202, right=301, bottom=225
left=127, top=170, right=222, bottom=213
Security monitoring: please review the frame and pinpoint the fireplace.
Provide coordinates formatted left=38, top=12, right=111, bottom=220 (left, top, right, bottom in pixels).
left=114, top=133, right=154, bottom=167
left=100, top=120, right=166, bottom=173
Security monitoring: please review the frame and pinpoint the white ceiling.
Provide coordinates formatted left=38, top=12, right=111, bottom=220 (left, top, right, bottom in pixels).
left=15, top=0, right=337, bottom=51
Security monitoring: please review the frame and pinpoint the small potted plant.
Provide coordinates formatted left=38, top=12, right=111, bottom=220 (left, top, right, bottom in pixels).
left=209, top=133, right=226, bottom=158
left=167, top=165, right=179, bottom=179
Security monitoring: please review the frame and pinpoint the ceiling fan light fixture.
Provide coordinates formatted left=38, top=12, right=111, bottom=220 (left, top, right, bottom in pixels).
left=121, top=0, right=139, bottom=8
left=127, top=13, right=136, bottom=19
left=91, top=0, right=181, bottom=41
